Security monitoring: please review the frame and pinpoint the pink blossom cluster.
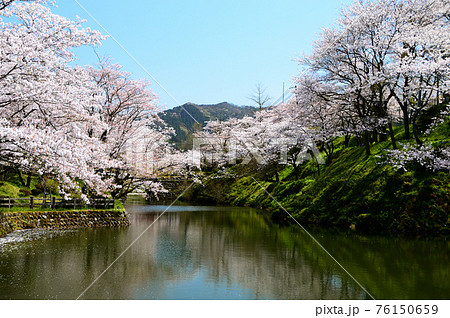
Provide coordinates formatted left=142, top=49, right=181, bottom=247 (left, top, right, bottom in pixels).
left=0, top=1, right=176, bottom=199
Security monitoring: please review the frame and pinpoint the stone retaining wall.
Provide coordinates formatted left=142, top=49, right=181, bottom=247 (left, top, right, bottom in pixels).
left=0, top=210, right=130, bottom=237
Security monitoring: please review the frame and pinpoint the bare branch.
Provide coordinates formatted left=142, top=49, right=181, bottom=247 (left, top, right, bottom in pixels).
left=248, top=83, right=271, bottom=111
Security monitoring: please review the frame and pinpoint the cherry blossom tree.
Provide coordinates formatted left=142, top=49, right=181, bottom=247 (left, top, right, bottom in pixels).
left=388, top=0, right=450, bottom=144
left=0, top=0, right=28, bottom=11
left=88, top=58, right=179, bottom=198
left=0, top=0, right=113, bottom=198
left=298, top=0, right=449, bottom=160
left=300, top=0, right=404, bottom=155
left=0, top=1, right=186, bottom=200
left=196, top=98, right=327, bottom=180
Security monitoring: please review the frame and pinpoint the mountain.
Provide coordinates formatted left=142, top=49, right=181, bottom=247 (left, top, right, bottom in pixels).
left=159, top=102, right=257, bottom=149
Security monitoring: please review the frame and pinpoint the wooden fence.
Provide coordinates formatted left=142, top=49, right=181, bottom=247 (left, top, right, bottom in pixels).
left=0, top=197, right=115, bottom=210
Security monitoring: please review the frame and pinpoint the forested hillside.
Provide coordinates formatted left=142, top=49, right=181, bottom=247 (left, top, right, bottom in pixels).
left=159, top=102, right=257, bottom=149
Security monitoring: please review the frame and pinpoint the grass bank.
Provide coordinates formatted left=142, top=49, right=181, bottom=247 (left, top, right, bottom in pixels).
left=185, top=125, right=450, bottom=235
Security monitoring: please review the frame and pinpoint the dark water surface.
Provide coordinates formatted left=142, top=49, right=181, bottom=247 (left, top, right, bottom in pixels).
left=0, top=200, right=448, bottom=299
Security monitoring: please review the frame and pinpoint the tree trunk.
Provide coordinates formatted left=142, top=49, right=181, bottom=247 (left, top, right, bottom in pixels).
left=402, top=107, right=411, bottom=140
left=310, top=149, right=321, bottom=178
left=324, top=142, right=334, bottom=165
left=294, top=165, right=299, bottom=180
left=400, top=77, right=411, bottom=140
left=388, top=122, right=397, bottom=150
left=26, top=174, right=32, bottom=188
left=344, top=135, right=350, bottom=148
left=372, top=131, right=378, bottom=143
left=436, top=74, right=440, bottom=105
left=363, top=131, right=371, bottom=157
left=316, top=159, right=321, bottom=177
left=412, top=120, right=423, bottom=146
left=17, top=169, right=25, bottom=186
left=379, top=130, right=387, bottom=142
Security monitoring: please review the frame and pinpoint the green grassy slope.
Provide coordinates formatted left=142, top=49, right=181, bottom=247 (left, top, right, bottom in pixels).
left=187, top=122, right=450, bottom=235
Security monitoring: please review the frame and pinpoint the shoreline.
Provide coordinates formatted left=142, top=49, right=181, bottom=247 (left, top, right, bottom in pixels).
left=181, top=176, right=450, bottom=236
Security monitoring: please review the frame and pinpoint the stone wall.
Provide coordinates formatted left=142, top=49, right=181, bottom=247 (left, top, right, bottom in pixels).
left=0, top=210, right=130, bottom=237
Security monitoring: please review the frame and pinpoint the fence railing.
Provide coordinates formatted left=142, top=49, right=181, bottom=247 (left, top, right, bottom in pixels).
left=0, top=197, right=115, bottom=210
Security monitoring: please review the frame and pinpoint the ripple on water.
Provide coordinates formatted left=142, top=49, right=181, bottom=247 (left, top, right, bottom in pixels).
left=0, top=229, right=76, bottom=252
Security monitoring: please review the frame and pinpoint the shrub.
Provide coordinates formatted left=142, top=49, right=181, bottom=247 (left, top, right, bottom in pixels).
left=35, top=179, right=59, bottom=195
left=19, top=189, right=31, bottom=196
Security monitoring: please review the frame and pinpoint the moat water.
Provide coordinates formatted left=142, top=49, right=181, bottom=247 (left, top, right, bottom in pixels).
left=0, top=199, right=448, bottom=299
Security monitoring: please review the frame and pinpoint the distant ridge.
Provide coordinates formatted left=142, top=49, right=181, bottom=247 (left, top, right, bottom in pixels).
left=159, top=102, right=257, bottom=149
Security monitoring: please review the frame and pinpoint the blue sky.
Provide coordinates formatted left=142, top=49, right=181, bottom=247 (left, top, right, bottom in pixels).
left=53, top=0, right=353, bottom=110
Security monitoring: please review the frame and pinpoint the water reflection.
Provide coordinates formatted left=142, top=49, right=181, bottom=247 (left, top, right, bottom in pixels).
left=0, top=203, right=448, bottom=299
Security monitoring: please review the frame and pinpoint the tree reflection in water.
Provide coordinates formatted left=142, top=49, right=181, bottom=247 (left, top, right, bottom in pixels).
left=0, top=204, right=448, bottom=299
